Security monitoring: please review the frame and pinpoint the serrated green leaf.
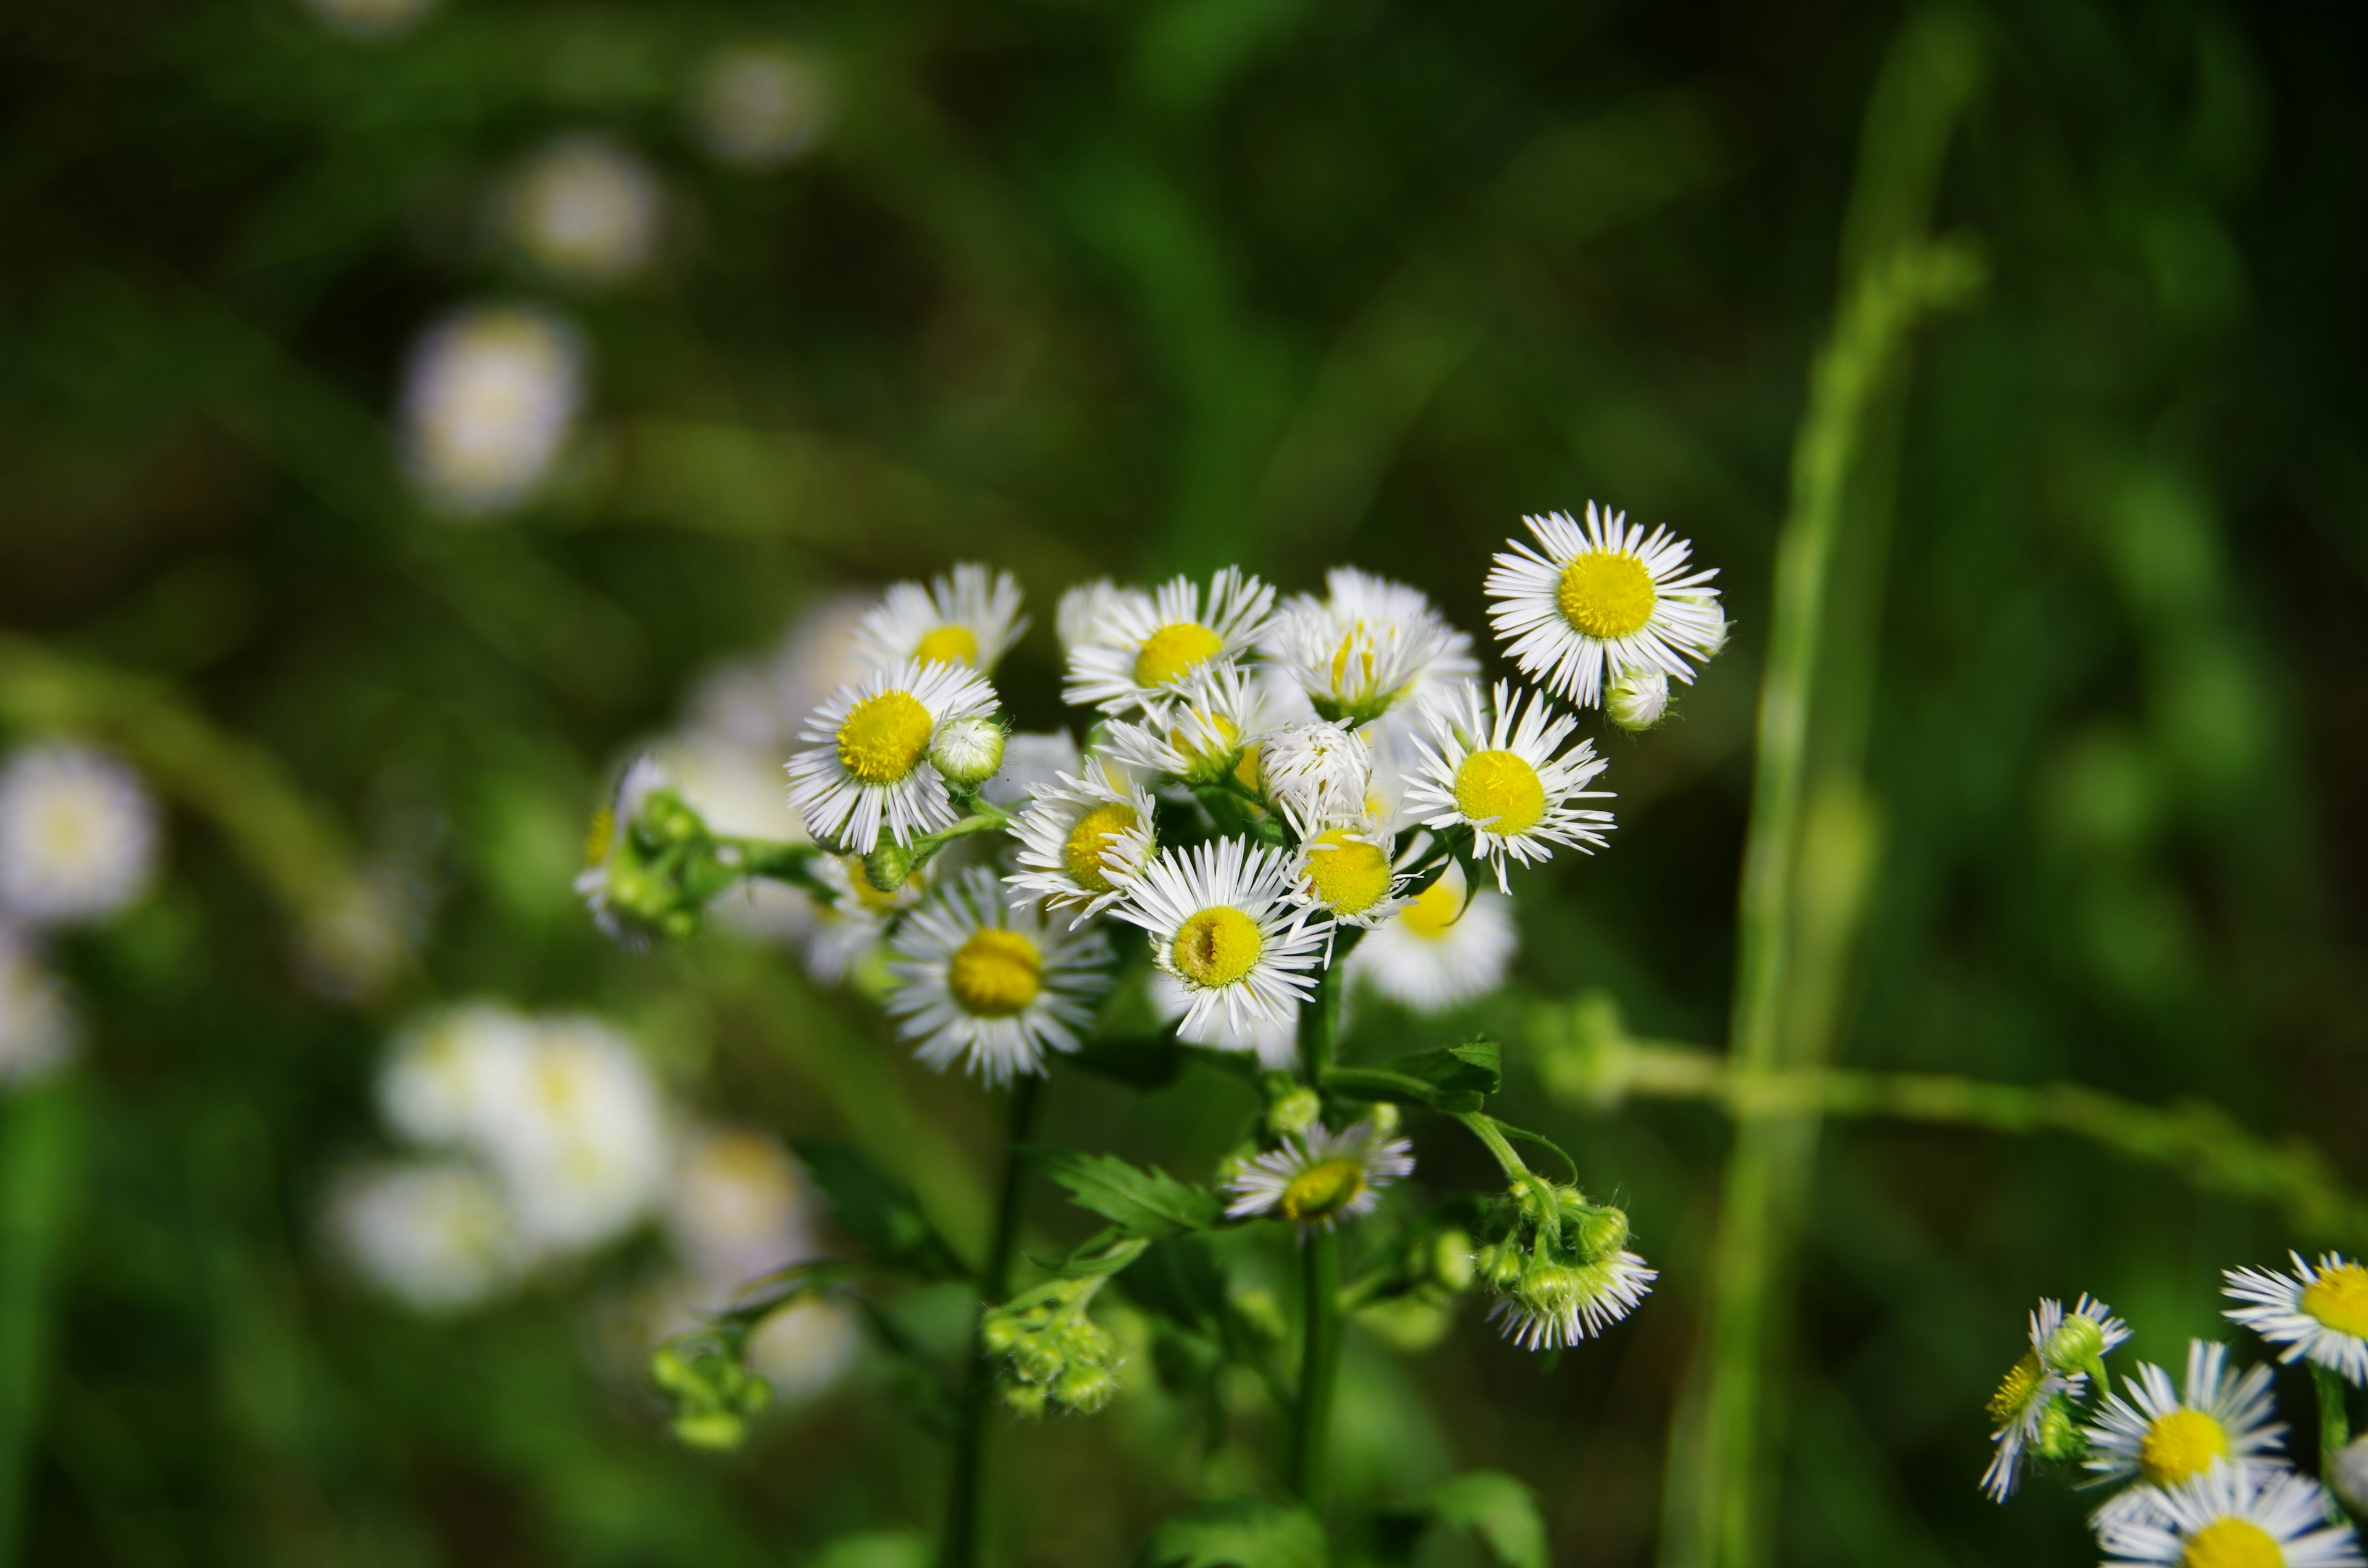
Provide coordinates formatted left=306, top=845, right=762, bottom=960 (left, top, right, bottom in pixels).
left=1037, top=1148, right=1222, bottom=1238
left=1138, top=1498, right=1330, bottom=1568
left=790, top=1138, right=971, bottom=1281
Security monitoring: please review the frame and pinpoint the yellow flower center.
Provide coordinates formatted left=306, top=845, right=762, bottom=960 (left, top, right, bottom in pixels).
left=836, top=691, right=935, bottom=784
left=1397, top=875, right=1463, bottom=940
left=1328, top=630, right=1376, bottom=699
left=1134, top=622, right=1225, bottom=688
left=1233, top=742, right=1262, bottom=793
left=2139, top=1409, right=2230, bottom=1487
left=1280, top=1157, right=1366, bottom=1223
left=1302, top=831, right=1392, bottom=916
left=913, top=623, right=980, bottom=666
left=1453, top=749, right=1547, bottom=835
left=583, top=808, right=614, bottom=867
left=2179, top=1520, right=2282, bottom=1568
left=1556, top=551, right=1658, bottom=640
left=1172, top=906, right=1262, bottom=988
left=1169, top=710, right=1243, bottom=764
left=2303, top=1262, right=2368, bottom=1338
left=947, top=927, right=1043, bottom=1017
left=1060, top=803, right=1140, bottom=895
left=1986, top=1352, right=2044, bottom=1424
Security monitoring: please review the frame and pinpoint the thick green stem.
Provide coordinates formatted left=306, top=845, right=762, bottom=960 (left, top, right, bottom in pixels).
left=0, top=1083, right=79, bottom=1568
left=941, top=1075, right=1043, bottom=1568
left=1289, top=1229, right=1342, bottom=1510
left=2317, top=1365, right=2351, bottom=1496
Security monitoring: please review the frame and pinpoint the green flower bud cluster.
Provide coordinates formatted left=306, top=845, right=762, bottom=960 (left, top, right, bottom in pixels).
left=582, top=772, right=750, bottom=946
left=1471, top=1178, right=1637, bottom=1336
left=984, top=1276, right=1123, bottom=1418
left=651, top=1337, right=772, bottom=1451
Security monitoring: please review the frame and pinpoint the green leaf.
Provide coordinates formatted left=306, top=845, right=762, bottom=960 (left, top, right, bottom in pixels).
left=1343, top=1038, right=1502, bottom=1112
left=1138, top=1498, right=1330, bottom=1568
left=789, top=1138, right=971, bottom=1281
left=807, top=1529, right=931, bottom=1568
left=1036, top=1149, right=1222, bottom=1239
left=1360, top=1472, right=1545, bottom=1568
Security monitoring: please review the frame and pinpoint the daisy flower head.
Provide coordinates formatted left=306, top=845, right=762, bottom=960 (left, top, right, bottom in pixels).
left=1484, top=503, right=1724, bottom=708
left=787, top=660, right=1000, bottom=853
left=1114, top=838, right=1328, bottom=1038
left=486, top=1016, right=676, bottom=1258
left=1062, top=567, right=1275, bottom=716
left=400, top=303, right=584, bottom=517
left=2099, top=1465, right=2361, bottom=1568
left=1103, top=659, right=1268, bottom=787
left=501, top=133, right=664, bottom=289
left=1347, top=859, right=1517, bottom=1012
left=327, top=1159, right=519, bottom=1315
left=1005, top=766, right=1159, bottom=925
left=1265, top=567, right=1477, bottom=729
left=1981, top=1295, right=2128, bottom=1501
left=2084, top=1340, right=2285, bottom=1500
left=2226, top=1254, right=2368, bottom=1387
left=0, top=741, right=160, bottom=929
left=1260, top=720, right=1374, bottom=840
left=886, top=869, right=1114, bottom=1084
left=1404, top=680, right=1614, bottom=893
left=1486, top=1250, right=1657, bottom=1352
left=850, top=563, right=1028, bottom=675
left=1224, top=1118, right=1414, bottom=1232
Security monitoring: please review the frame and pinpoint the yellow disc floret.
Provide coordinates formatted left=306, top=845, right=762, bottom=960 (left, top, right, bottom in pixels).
left=1454, top=750, right=1547, bottom=836
left=913, top=623, right=981, bottom=666
left=1172, top=906, right=1263, bottom=988
left=1280, top=1158, right=1367, bottom=1224
left=2139, top=1410, right=2230, bottom=1487
left=583, top=808, right=615, bottom=868
left=2303, top=1261, right=2368, bottom=1338
left=1397, top=875, right=1463, bottom=940
left=1302, top=831, right=1392, bottom=916
left=836, top=691, right=935, bottom=784
left=947, top=927, right=1043, bottom=1017
left=2179, top=1520, right=2283, bottom=1568
left=1134, top=622, right=1225, bottom=688
left=1987, top=1352, right=2045, bottom=1425
left=1060, top=803, right=1140, bottom=895
left=1556, top=551, right=1658, bottom=640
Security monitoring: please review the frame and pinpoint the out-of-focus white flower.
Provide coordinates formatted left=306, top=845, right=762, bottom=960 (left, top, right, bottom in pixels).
left=0, top=932, right=76, bottom=1085
left=689, top=44, right=831, bottom=168
left=1484, top=503, right=1725, bottom=710
left=2097, top=1465, right=2361, bottom=1568
left=328, top=1160, right=518, bottom=1313
left=379, top=1000, right=539, bottom=1149
left=1062, top=570, right=1275, bottom=717
left=0, top=742, right=159, bottom=929
left=851, top=564, right=1028, bottom=675
left=487, top=1015, right=675, bottom=1257
left=501, top=134, right=665, bottom=288
left=667, top=1127, right=818, bottom=1291
left=294, top=869, right=420, bottom=1004
left=887, top=869, right=1113, bottom=1085
left=781, top=852, right=930, bottom=984
left=295, top=0, right=437, bottom=41
left=746, top=1296, right=862, bottom=1400
left=1348, top=860, right=1515, bottom=1012
left=400, top=303, right=585, bottom=517
left=2226, top=1253, right=2368, bottom=1388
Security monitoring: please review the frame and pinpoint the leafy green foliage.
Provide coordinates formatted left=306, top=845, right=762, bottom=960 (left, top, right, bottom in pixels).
left=1329, top=1040, right=1502, bottom=1112
left=1138, top=1500, right=1330, bottom=1568
left=1350, top=1471, right=1547, bottom=1568
left=791, top=1137, right=972, bottom=1281
left=1034, top=1149, right=1223, bottom=1239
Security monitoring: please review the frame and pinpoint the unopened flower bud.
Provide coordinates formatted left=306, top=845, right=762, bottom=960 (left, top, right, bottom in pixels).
left=1608, top=669, right=1671, bottom=733
left=863, top=840, right=915, bottom=893
left=929, top=718, right=1006, bottom=788
left=1691, top=617, right=1731, bottom=659
left=1570, top=1205, right=1630, bottom=1261
left=2033, top=1396, right=2084, bottom=1463
left=2041, top=1314, right=2107, bottom=1375
left=1267, top=1087, right=1323, bottom=1138
left=1431, top=1228, right=1474, bottom=1292
left=1365, top=1102, right=1402, bottom=1138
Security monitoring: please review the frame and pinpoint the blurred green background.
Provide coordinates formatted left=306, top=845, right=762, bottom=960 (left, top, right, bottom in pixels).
left=2, top=0, right=2364, bottom=1563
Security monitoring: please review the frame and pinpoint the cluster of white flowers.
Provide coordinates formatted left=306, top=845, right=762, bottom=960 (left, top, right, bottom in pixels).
left=1982, top=1260, right=2368, bottom=1565
left=0, top=740, right=163, bottom=1088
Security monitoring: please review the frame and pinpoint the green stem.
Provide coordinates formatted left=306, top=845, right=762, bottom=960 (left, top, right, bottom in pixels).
left=0, top=1083, right=79, bottom=1568
left=941, top=1074, right=1043, bottom=1568
left=1288, top=966, right=1344, bottom=1511
left=2317, top=1365, right=2351, bottom=1503
left=1452, top=1112, right=1532, bottom=1184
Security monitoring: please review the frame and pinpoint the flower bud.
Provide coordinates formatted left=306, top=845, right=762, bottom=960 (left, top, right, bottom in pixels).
left=863, top=840, right=916, bottom=893
left=1430, top=1228, right=1475, bottom=1293
left=1569, top=1205, right=1630, bottom=1261
left=2033, top=1396, right=2085, bottom=1463
left=1267, top=1086, right=1323, bottom=1139
left=2041, top=1313, right=2107, bottom=1375
left=929, top=718, right=1006, bottom=788
left=1364, top=1102, right=1402, bottom=1138
left=1607, top=668, right=1671, bottom=733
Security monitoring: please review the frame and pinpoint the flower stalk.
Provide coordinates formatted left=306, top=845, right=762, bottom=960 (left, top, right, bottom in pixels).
left=1288, top=964, right=1345, bottom=1510
left=942, top=1073, right=1043, bottom=1568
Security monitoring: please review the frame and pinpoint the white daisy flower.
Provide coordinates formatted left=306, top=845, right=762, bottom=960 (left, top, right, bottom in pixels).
left=1112, top=838, right=1328, bottom=1038
left=378, top=999, right=540, bottom=1149
left=1062, top=568, right=1275, bottom=716
left=1104, top=659, right=1270, bottom=787
left=1260, top=720, right=1373, bottom=840
left=787, top=660, right=1000, bottom=853
left=850, top=564, right=1029, bottom=675
left=1607, top=668, right=1672, bottom=733
left=501, top=134, right=664, bottom=289
left=485, top=1015, right=676, bottom=1258
left=2099, top=1465, right=2362, bottom=1568
left=1347, top=860, right=1516, bottom=1012
left=2226, top=1254, right=2368, bottom=1387
left=1484, top=503, right=1725, bottom=708
left=1403, top=680, right=1615, bottom=893
left=400, top=303, right=585, bottom=517
left=1982, top=1295, right=2129, bottom=1501
left=1487, top=1250, right=1657, bottom=1351
left=1264, top=567, right=1478, bottom=728
left=1288, top=826, right=1408, bottom=931
left=1224, top=1119, right=1413, bottom=1231
left=1149, top=972, right=1301, bottom=1072
left=2084, top=1340, right=2287, bottom=1501
left=666, top=1127, right=820, bottom=1292
left=575, top=753, right=675, bottom=948
left=886, top=869, right=1114, bottom=1084
left=327, top=1159, right=519, bottom=1315
left=0, top=742, right=160, bottom=929
left=789, top=852, right=929, bottom=983
left=1005, top=766, right=1159, bottom=926
left=688, top=43, right=831, bottom=168
left=0, top=931, right=76, bottom=1085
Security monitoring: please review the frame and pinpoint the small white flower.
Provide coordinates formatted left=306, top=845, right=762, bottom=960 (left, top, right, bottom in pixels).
left=887, top=869, right=1114, bottom=1084
left=2099, top=1465, right=2361, bottom=1568
left=2084, top=1340, right=2286, bottom=1505
left=575, top=754, right=675, bottom=948
left=851, top=564, right=1028, bottom=675
left=1112, top=838, right=1328, bottom=1038
left=980, top=730, right=1083, bottom=811
left=486, top=1016, right=675, bottom=1258
left=787, top=660, right=1001, bottom=853
left=1287, top=826, right=1408, bottom=931
left=400, top=303, right=585, bottom=517
left=1404, top=680, right=1615, bottom=893
left=501, top=134, right=664, bottom=288
left=1484, top=503, right=1724, bottom=708
left=1487, top=1250, right=1657, bottom=1351
left=0, top=932, right=76, bottom=1085
left=1347, top=860, right=1516, bottom=1012
left=327, top=1160, right=518, bottom=1314
left=1103, top=660, right=1269, bottom=786
left=1149, top=972, right=1300, bottom=1072
left=1982, top=1295, right=2128, bottom=1501
left=2226, top=1253, right=2368, bottom=1388
left=379, top=1000, right=540, bottom=1149
left=1063, top=569, right=1275, bottom=716
left=1606, top=668, right=1671, bottom=732
left=1224, top=1119, right=1413, bottom=1231
left=1260, top=720, right=1373, bottom=840
left=1264, top=567, right=1478, bottom=729
left=0, top=742, right=159, bottom=928
left=688, top=43, right=831, bottom=168
left=667, top=1127, right=819, bottom=1292
left=1005, top=766, right=1158, bottom=925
